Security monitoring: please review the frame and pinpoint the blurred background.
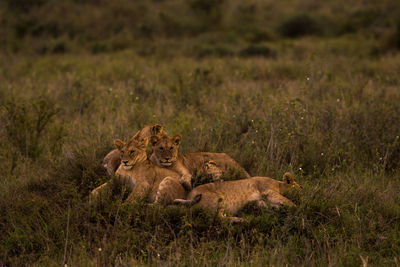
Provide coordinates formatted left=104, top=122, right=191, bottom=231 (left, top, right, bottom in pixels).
left=1, top=0, right=400, bottom=56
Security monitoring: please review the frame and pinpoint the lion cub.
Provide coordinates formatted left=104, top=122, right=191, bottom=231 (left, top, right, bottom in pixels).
left=102, top=124, right=166, bottom=175
left=150, top=134, right=250, bottom=190
left=174, top=173, right=301, bottom=222
left=91, top=136, right=186, bottom=205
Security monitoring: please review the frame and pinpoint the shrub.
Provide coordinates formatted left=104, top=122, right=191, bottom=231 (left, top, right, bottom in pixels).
left=194, top=43, right=234, bottom=58
left=278, top=14, right=323, bottom=38
left=4, top=0, right=49, bottom=13
left=189, top=0, right=224, bottom=27
left=396, top=19, right=400, bottom=49
left=239, top=44, right=276, bottom=58
left=1, top=96, right=62, bottom=159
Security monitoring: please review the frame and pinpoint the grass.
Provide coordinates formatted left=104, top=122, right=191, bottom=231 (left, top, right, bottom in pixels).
left=1, top=0, right=400, bottom=266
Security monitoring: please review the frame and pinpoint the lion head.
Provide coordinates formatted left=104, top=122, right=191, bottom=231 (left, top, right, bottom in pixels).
left=133, top=123, right=166, bottom=140
left=114, top=137, right=148, bottom=170
left=150, top=134, right=182, bottom=167
left=281, top=172, right=302, bottom=191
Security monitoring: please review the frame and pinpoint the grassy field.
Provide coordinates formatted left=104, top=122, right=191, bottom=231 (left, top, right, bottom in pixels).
left=1, top=0, right=400, bottom=266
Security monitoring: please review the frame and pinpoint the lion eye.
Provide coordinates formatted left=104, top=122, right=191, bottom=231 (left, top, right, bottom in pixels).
left=130, top=150, right=135, bottom=155
left=169, top=146, right=173, bottom=150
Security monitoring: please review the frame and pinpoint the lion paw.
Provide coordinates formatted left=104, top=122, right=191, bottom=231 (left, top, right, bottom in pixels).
left=179, top=174, right=192, bottom=190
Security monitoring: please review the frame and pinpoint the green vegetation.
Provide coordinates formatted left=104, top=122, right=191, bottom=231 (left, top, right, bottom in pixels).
left=1, top=0, right=400, bottom=266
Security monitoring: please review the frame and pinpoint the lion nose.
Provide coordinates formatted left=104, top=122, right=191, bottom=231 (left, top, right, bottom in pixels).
left=165, top=157, right=171, bottom=161
left=122, top=160, right=128, bottom=165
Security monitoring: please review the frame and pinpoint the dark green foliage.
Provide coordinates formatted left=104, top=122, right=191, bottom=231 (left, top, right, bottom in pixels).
left=189, top=0, right=224, bottom=29
left=278, top=14, right=323, bottom=38
left=338, top=9, right=382, bottom=35
left=1, top=97, right=63, bottom=160
left=396, top=19, right=400, bottom=49
left=239, top=45, right=276, bottom=58
left=4, top=0, right=49, bottom=13
left=1, top=0, right=400, bottom=54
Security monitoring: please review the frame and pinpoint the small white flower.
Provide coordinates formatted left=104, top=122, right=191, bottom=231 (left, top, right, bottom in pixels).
left=306, top=77, right=310, bottom=81
left=337, top=99, right=340, bottom=102
left=98, top=248, right=102, bottom=252
left=135, top=96, right=139, bottom=100
left=321, top=153, right=324, bottom=156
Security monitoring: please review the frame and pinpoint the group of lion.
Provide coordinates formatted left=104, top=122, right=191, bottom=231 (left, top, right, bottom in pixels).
left=91, top=124, right=301, bottom=222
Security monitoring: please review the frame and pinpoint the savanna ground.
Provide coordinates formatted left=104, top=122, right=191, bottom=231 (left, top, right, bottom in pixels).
left=1, top=0, right=400, bottom=266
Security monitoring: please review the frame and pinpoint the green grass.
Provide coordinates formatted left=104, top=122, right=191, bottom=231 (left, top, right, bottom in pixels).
left=1, top=1, right=400, bottom=266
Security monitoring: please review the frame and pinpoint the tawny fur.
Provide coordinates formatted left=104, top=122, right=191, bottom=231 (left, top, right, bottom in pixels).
left=150, top=134, right=251, bottom=190
left=174, top=173, right=301, bottom=222
left=102, top=124, right=166, bottom=175
left=91, top=136, right=186, bottom=205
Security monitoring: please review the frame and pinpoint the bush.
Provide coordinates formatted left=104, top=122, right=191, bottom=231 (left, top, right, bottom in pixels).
left=189, top=0, right=224, bottom=27
left=1, top=96, right=62, bottom=159
left=194, top=43, right=234, bottom=58
left=239, top=44, right=276, bottom=58
left=278, top=14, right=323, bottom=38
left=396, top=19, right=400, bottom=49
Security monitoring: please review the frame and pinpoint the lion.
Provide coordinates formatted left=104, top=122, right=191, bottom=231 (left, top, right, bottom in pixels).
left=91, top=136, right=186, bottom=205
left=173, top=173, right=301, bottom=222
left=150, top=134, right=251, bottom=190
left=102, top=124, right=166, bottom=175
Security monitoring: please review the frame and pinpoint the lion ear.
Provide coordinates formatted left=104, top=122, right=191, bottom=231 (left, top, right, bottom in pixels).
left=114, top=139, right=125, bottom=150
left=137, top=137, right=149, bottom=149
left=283, top=172, right=294, bottom=185
left=151, top=124, right=163, bottom=136
left=172, top=134, right=182, bottom=146
left=150, top=136, right=160, bottom=146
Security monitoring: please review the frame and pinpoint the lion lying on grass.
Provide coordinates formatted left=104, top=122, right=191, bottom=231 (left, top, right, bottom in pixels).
left=150, top=134, right=250, bottom=189
left=174, top=173, right=301, bottom=222
left=102, top=124, right=250, bottom=190
left=102, top=124, right=166, bottom=175
left=91, top=136, right=186, bottom=205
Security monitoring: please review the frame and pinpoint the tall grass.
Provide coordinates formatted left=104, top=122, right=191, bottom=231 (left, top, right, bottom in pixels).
left=1, top=0, right=400, bottom=266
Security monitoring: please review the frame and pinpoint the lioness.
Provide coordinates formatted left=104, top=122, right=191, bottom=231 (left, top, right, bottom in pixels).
left=102, top=124, right=166, bottom=175
left=150, top=134, right=251, bottom=190
left=91, top=136, right=186, bottom=205
left=174, top=173, right=301, bottom=222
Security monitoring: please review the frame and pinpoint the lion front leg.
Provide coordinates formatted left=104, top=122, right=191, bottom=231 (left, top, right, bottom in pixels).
left=261, top=190, right=296, bottom=208
left=179, top=174, right=193, bottom=191
left=217, top=209, right=244, bottom=223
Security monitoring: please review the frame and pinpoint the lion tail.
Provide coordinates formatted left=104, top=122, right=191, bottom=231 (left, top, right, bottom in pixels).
left=173, top=194, right=202, bottom=207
